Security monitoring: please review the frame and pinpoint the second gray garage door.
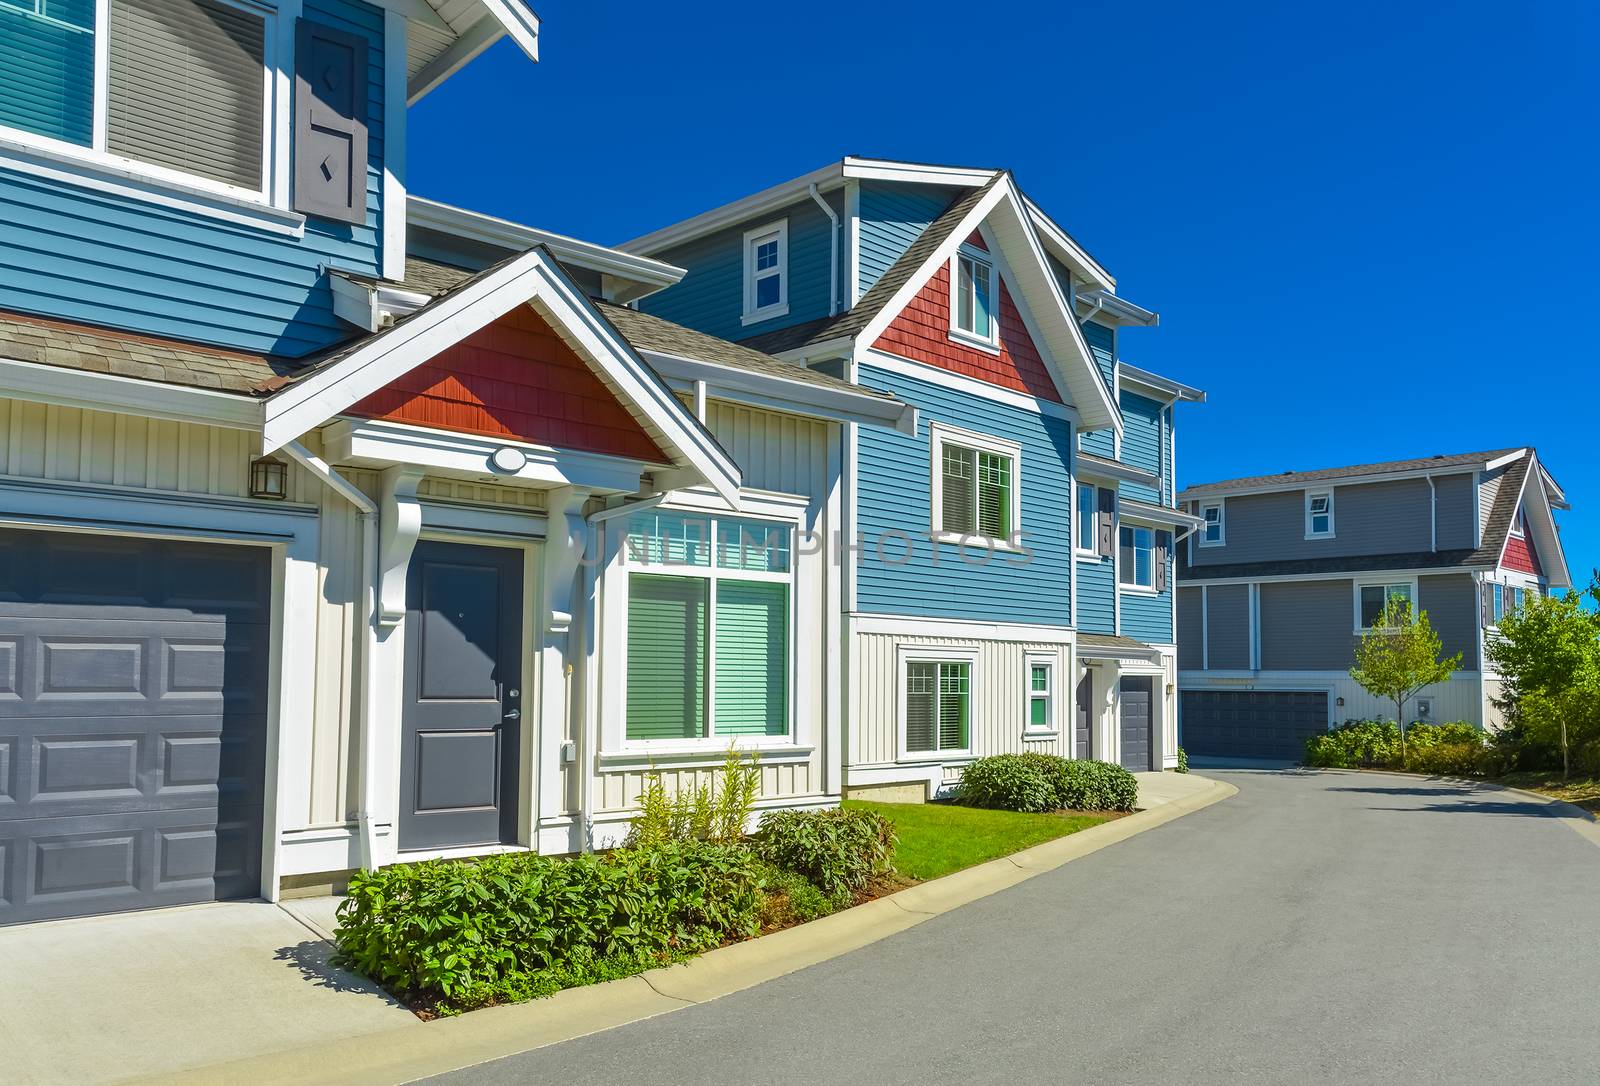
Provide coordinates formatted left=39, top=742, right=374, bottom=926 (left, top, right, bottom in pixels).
left=1179, top=689, right=1329, bottom=761
left=0, top=528, right=271, bottom=926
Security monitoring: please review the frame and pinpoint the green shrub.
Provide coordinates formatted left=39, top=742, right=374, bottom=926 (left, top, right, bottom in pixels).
left=1041, top=757, right=1140, bottom=812
left=1175, top=747, right=1189, bottom=774
left=333, top=840, right=765, bottom=1014
left=1404, top=741, right=1488, bottom=777
left=754, top=862, right=837, bottom=928
left=754, top=807, right=896, bottom=903
left=953, top=753, right=1058, bottom=812
left=626, top=747, right=761, bottom=847
left=1304, top=719, right=1401, bottom=768
left=1305, top=719, right=1488, bottom=774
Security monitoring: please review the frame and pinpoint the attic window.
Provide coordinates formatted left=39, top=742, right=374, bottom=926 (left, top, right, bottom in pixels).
left=741, top=221, right=788, bottom=325
left=951, top=247, right=998, bottom=348
left=1510, top=506, right=1526, bottom=537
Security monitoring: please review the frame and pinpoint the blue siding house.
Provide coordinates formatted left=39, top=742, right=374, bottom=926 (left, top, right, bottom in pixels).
left=624, top=158, right=1206, bottom=793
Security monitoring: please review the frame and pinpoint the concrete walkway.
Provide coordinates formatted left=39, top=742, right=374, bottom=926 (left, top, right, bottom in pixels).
left=0, top=898, right=412, bottom=1085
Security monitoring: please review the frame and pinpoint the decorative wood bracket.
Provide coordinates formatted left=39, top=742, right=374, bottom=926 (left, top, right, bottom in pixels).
left=377, top=466, right=424, bottom=627
left=542, top=486, right=591, bottom=636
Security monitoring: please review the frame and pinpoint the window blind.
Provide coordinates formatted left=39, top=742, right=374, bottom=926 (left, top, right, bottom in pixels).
left=976, top=451, right=1010, bottom=537
left=713, top=580, right=787, bottom=737
left=905, top=662, right=937, bottom=752
left=625, top=574, right=707, bottom=740
left=938, top=663, right=969, bottom=750
left=107, top=0, right=265, bottom=189
left=0, top=0, right=95, bottom=144
left=941, top=445, right=975, bottom=534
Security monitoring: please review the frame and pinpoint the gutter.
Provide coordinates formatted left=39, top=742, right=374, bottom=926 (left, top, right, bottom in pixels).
left=808, top=183, right=840, bottom=317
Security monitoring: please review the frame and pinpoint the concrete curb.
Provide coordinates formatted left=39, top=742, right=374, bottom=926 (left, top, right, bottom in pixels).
left=145, top=778, right=1236, bottom=1086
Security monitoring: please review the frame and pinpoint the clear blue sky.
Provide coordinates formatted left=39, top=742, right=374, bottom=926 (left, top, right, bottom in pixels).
left=411, top=0, right=1597, bottom=587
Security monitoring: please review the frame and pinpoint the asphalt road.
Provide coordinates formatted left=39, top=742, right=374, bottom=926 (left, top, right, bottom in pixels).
left=423, top=769, right=1600, bottom=1084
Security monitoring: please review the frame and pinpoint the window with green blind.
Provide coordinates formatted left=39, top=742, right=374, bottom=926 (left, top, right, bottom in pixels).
left=623, top=511, right=792, bottom=742
left=905, top=661, right=971, bottom=754
left=934, top=426, right=1018, bottom=542
left=1028, top=661, right=1052, bottom=731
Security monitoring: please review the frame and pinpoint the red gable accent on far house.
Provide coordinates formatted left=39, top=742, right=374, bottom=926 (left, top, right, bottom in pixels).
left=872, top=262, right=1060, bottom=402
left=350, top=304, right=668, bottom=462
left=1504, top=528, right=1543, bottom=576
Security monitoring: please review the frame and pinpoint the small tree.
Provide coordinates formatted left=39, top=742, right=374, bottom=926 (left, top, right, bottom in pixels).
left=1350, top=598, right=1462, bottom=763
left=1487, top=585, right=1600, bottom=779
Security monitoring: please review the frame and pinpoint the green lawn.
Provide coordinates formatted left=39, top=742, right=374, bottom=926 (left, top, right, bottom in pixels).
left=1494, top=772, right=1600, bottom=814
left=844, top=800, right=1114, bottom=881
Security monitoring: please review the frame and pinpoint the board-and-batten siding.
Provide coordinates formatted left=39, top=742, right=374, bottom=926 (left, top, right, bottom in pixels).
left=1078, top=320, right=1115, bottom=459
left=635, top=190, right=844, bottom=343
left=856, top=181, right=955, bottom=298
left=0, top=0, right=387, bottom=358
left=850, top=633, right=1069, bottom=767
left=854, top=356, right=1072, bottom=626
left=594, top=401, right=833, bottom=812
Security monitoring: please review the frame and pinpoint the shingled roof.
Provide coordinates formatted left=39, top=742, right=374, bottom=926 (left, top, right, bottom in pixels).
left=738, top=177, right=999, bottom=356
left=1180, top=448, right=1525, bottom=497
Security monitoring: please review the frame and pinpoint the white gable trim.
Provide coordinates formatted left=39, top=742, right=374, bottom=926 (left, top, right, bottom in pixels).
left=261, top=248, right=742, bottom=505
left=852, top=176, right=1121, bottom=434
left=1497, top=455, right=1570, bottom=589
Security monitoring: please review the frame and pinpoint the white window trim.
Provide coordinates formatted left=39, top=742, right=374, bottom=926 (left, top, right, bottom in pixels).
left=1305, top=489, right=1335, bottom=539
left=0, top=0, right=301, bottom=227
left=1119, top=522, right=1158, bottom=595
left=1509, top=505, right=1526, bottom=538
left=948, top=244, right=1001, bottom=353
left=1198, top=500, right=1225, bottom=547
left=1024, top=650, right=1060, bottom=737
left=599, top=491, right=812, bottom=757
left=1353, top=578, right=1418, bottom=633
left=1074, top=481, right=1098, bottom=557
left=895, top=643, right=979, bottom=761
left=741, top=219, right=789, bottom=325
left=928, top=421, right=1024, bottom=552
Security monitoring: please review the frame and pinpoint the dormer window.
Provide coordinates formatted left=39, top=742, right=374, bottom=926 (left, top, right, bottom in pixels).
left=742, top=221, right=788, bottom=324
left=1305, top=490, right=1334, bottom=538
left=1199, top=501, right=1224, bottom=546
left=951, top=247, right=998, bottom=348
left=1, top=0, right=277, bottom=199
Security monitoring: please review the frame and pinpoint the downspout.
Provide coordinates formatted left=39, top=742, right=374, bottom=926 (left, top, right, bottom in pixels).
left=281, top=441, right=383, bottom=871
left=1426, top=474, right=1437, bottom=552
left=808, top=183, right=840, bottom=317
left=575, top=489, right=671, bottom=852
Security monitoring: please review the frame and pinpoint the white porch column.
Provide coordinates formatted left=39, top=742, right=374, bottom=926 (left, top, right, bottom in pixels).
left=367, top=466, right=423, bottom=866
left=537, top=486, right=590, bottom=847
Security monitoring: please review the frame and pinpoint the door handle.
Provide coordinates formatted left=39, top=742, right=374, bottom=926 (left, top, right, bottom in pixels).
left=504, top=709, right=520, bottom=721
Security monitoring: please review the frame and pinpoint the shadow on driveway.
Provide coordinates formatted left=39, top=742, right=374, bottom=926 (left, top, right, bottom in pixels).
left=274, top=939, right=384, bottom=995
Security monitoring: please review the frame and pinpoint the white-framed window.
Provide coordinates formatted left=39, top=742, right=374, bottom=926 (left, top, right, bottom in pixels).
left=1075, top=482, right=1098, bottom=555
left=1510, top=505, right=1527, bottom=538
left=1305, top=490, right=1334, bottom=538
left=0, top=0, right=284, bottom=205
left=930, top=423, right=1022, bottom=548
left=1119, top=524, right=1155, bottom=590
left=949, top=245, right=999, bottom=349
left=1355, top=580, right=1415, bottom=631
left=1199, top=501, right=1224, bottom=546
left=617, top=507, right=795, bottom=744
left=1025, top=652, right=1056, bottom=734
left=741, top=220, right=788, bottom=324
left=898, top=645, right=978, bottom=758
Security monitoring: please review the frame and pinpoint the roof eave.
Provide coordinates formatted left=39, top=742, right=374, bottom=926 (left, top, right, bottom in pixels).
left=407, top=1, right=540, bottom=105
left=1119, top=363, right=1205, bottom=403
left=1077, top=289, right=1158, bottom=327
left=618, top=162, right=846, bottom=255
left=1022, top=196, right=1115, bottom=293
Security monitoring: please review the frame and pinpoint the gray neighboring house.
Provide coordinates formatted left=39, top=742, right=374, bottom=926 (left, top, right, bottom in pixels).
left=1174, top=448, right=1570, bottom=758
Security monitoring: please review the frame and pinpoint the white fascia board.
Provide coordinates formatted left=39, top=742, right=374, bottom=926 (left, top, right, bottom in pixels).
left=408, top=197, right=685, bottom=297
left=1119, top=363, right=1205, bottom=403
left=1538, top=461, right=1569, bottom=508
left=1078, top=455, right=1159, bottom=486
left=618, top=162, right=845, bottom=255
left=329, top=271, right=381, bottom=332
left=1077, top=289, right=1158, bottom=327
left=1179, top=465, right=1482, bottom=503
left=1501, top=459, right=1571, bottom=589
left=1484, top=448, right=1529, bottom=472
left=1119, top=497, right=1206, bottom=531
left=1022, top=195, right=1115, bottom=292
left=640, top=350, right=917, bottom=435
left=0, top=357, right=264, bottom=431
left=405, top=0, right=539, bottom=102
left=854, top=176, right=1120, bottom=434
left=261, top=248, right=743, bottom=506
left=1178, top=564, right=1495, bottom=588
left=840, top=157, right=998, bottom=188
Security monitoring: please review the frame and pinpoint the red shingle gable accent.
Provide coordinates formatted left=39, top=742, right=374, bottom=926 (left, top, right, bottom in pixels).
left=965, top=230, right=988, bottom=250
left=350, top=305, right=668, bottom=462
left=1504, top=531, right=1543, bottom=576
left=872, top=262, right=1060, bottom=402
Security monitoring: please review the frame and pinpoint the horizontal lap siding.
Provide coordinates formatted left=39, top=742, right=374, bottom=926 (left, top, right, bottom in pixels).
left=0, top=0, right=385, bottom=357
left=1205, top=584, right=1251, bottom=669
left=855, top=357, right=1072, bottom=625
left=1260, top=579, right=1356, bottom=670
left=1433, top=473, right=1476, bottom=549
left=1120, top=587, right=1172, bottom=644
left=1078, top=320, right=1114, bottom=458
left=1177, top=586, right=1203, bottom=668
left=637, top=191, right=843, bottom=342
left=850, top=631, right=1070, bottom=766
left=1419, top=573, right=1481, bottom=669
left=856, top=182, right=954, bottom=297
left=1076, top=556, right=1114, bottom=633
left=1118, top=390, right=1162, bottom=503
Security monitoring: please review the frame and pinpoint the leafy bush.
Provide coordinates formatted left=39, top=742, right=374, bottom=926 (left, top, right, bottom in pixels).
left=1041, top=757, right=1140, bottom=812
left=1404, top=742, right=1489, bottom=777
left=953, top=753, right=1058, bottom=812
left=1175, top=747, right=1189, bottom=774
left=1304, top=719, right=1487, bottom=775
left=754, top=807, right=896, bottom=903
left=333, top=840, right=765, bottom=1014
left=626, top=747, right=761, bottom=847
left=754, top=862, right=837, bottom=929
left=1304, top=720, right=1401, bottom=768
left=956, top=753, right=1139, bottom=813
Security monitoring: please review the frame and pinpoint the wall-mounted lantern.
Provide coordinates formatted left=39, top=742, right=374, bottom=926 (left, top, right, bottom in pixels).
left=249, top=457, right=289, bottom=500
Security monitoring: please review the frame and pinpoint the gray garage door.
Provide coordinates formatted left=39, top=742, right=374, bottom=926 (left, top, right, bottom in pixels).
left=1180, top=689, right=1329, bottom=761
left=0, top=528, right=270, bottom=926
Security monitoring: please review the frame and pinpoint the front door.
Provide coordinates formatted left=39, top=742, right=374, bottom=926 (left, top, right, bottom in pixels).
left=1075, top=672, right=1094, bottom=759
left=1119, top=676, right=1154, bottom=771
left=399, top=541, right=524, bottom=851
